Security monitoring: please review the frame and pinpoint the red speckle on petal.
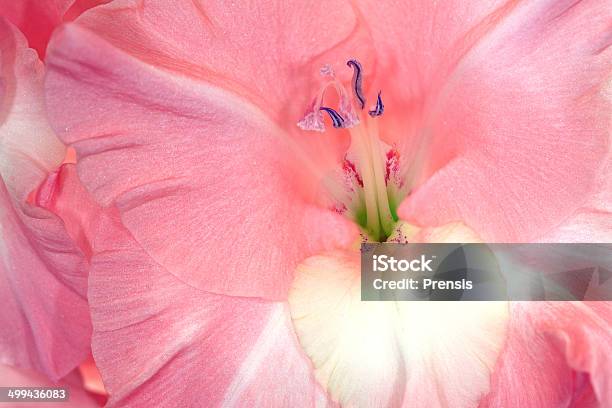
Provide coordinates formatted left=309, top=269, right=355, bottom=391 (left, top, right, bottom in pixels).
left=385, top=149, right=400, bottom=185
left=343, top=158, right=364, bottom=187
left=332, top=202, right=348, bottom=214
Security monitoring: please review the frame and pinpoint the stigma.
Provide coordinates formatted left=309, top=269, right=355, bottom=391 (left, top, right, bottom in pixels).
left=297, top=59, right=404, bottom=242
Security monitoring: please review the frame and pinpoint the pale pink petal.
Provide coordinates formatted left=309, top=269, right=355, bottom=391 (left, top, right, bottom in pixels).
left=349, top=0, right=518, bottom=170
left=481, top=302, right=612, bottom=407
left=0, top=19, right=65, bottom=199
left=0, top=179, right=92, bottom=380
left=384, top=0, right=611, bottom=241
left=45, top=24, right=357, bottom=299
left=69, top=0, right=362, bottom=120
left=81, top=209, right=322, bottom=407
left=36, top=164, right=103, bottom=260
left=50, top=0, right=366, bottom=193
left=0, top=363, right=103, bottom=407
left=0, top=20, right=91, bottom=380
left=537, top=158, right=612, bottom=242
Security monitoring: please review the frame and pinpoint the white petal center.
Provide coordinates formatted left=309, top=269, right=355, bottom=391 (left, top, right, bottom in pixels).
left=288, top=224, right=509, bottom=407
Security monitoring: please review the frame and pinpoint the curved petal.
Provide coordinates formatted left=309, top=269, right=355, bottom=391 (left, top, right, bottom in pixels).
left=46, top=0, right=373, bottom=203
left=537, top=157, right=612, bottom=242
left=81, top=208, right=324, bottom=407
left=0, top=19, right=91, bottom=380
left=481, top=302, right=612, bottom=407
left=354, top=0, right=513, bottom=93
left=64, top=1, right=113, bottom=22
left=0, top=179, right=92, bottom=381
left=45, top=24, right=358, bottom=300
left=349, top=0, right=517, bottom=180
left=389, top=0, right=612, bottom=241
left=0, top=19, right=66, bottom=199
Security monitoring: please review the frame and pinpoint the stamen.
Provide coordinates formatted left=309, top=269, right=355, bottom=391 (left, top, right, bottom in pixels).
left=320, top=106, right=345, bottom=128
left=346, top=59, right=366, bottom=110
left=297, top=98, right=325, bottom=132
left=320, top=64, right=335, bottom=77
left=297, top=75, right=359, bottom=131
left=337, top=91, right=360, bottom=128
left=297, top=60, right=401, bottom=241
left=368, top=91, right=384, bottom=117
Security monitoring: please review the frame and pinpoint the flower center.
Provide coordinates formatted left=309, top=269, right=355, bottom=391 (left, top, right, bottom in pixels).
left=298, top=60, right=406, bottom=242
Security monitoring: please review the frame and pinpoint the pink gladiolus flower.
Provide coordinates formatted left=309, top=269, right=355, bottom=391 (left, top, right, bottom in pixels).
left=0, top=0, right=610, bottom=407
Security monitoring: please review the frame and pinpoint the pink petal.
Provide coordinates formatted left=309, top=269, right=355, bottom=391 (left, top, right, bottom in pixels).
left=45, top=23, right=358, bottom=299
left=0, top=19, right=66, bottom=199
left=0, top=363, right=103, bottom=407
left=0, top=0, right=107, bottom=58
left=537, top=159, right=612, bottom=242
left=68, top=0, right=361, bottom=120
left=0, top=20, right=91, bottom=380
left=481, top=302, right=612, bottom=407
left=388, top=0, right=612, bottom=241
left=64, top=1, right=114, bottom=22
left=84, top=210, right=322, bottom=407
left=0, top=0, right=73, bottom=57
left=38, top=164, right=103, bottom=261
left=0, top=178, right=92, bottom=381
